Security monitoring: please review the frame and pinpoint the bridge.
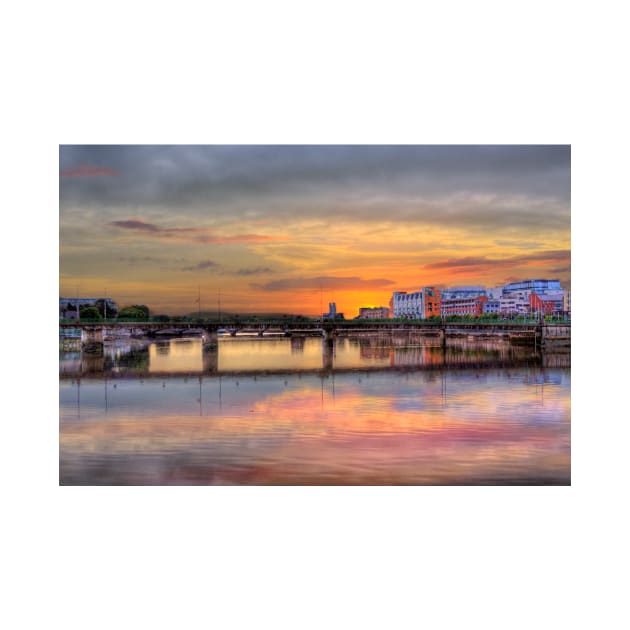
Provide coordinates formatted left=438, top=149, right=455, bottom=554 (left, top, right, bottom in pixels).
left=59, top=320, right=570, bottom=353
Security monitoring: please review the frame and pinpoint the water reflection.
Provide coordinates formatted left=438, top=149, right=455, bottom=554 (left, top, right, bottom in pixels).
left=59, top=335, right=560, bottom=377
left=59, top=367, right=570, bottom=485
left=149, top=338, right=204, bottom=373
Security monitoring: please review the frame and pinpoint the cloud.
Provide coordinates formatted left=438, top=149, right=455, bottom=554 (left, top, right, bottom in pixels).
left=111, top=219, right=160, bottom=232
left=426, top=256, right=491, bottom=269
left=109, top=218, right=283, bottom=244
left=60, top=146, right=570, bottom=235
left=424, top=249, right=570, bottom=270
left=234, top=267, right=275, bottom=276
left=191, top=234, right=282, bottom=244
left=181, top=260, right=220, bottom=272
left=119, top=255, right=162, bottom=263
left=60, top=163, right=117, bottom=177
left=494, top=240, right=543, bottom=249
left=251, top=275, right=396, bottom=291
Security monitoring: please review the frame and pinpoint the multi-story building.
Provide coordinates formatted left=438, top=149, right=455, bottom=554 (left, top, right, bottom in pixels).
left=499, top=292, right=530, bottom=316
left=485, top=287, right=503, bottom=299
left=392, top=287, right=441, bottom=319
left=358, top=306, right=390, bottom=319
left=482, top=299, right=501, bottom=314
left=529, top=293, right=561, bottom=316
left=502, top=279, right=561, bottom=295
left=564, top=290, right=571, bottom=318
left=496, top=280, right=566, bottom=317
left=423, top=287, right=441, bottom=318
left=441, top=295, right=488, bottom=317
left=392, top=291, right=422, bottom=318
left=441, top=286, right=486, bottom=301
left=59, top=297, right=117, bottom=320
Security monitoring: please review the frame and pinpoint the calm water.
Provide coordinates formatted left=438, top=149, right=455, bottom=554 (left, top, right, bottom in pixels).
left=59, top=335, right=570, bottom=485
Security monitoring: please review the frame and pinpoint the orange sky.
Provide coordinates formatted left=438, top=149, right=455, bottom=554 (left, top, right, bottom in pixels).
left=60, top=146, right=570, bottom=316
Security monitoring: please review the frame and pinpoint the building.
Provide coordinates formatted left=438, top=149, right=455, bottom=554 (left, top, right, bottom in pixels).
left=499, top=292, right=530, bottom=316
left=358, top=306, right=390, bottom=319
left=482, top=299, right=500, bottom=314
left=392, top=291, right=421, bottom=318
left=529, top=291, right=564, bottom=316
left=485, top=287, right=503, bottom=299
left=529, top=293, right=556, bottom=317
left=323, top=302, right=344, bottom=320
left=441, top=295, right=488, bottom=317
left=423, top=287, right=441, bottom=318
left=392, top=287, right=441, bottom=319
left=564, top=289, right=571, bottom=318
left=441, top=286, right=486, bottom=301
left=496, top=280, right=566, bottom=317
left=502, top=279, right=561, bottom=294
left=59, top=297, right=118, bottom=320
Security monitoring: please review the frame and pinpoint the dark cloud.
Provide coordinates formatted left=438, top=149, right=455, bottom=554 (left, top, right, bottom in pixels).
left=60, top=145, right=570, bottom=232
left=181, top=260, right=220, bottom=272
left=111, top=220, right=160, bottom=232
left=251, top=276, right=396, bottom=291
left=119, top=255, right=162, bottom=263
left=234, top=267, right=275, bottom=276
left=109, top=218, right=281, bottom=244
left=425, top=249, right=570, bottom=270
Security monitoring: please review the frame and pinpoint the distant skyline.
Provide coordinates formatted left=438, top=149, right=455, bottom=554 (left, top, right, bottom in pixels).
left=60, top=145, right=570, bottom=315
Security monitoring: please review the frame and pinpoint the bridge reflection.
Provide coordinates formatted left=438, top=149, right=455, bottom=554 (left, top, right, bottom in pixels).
left=59, top=334, right=570, bottom=378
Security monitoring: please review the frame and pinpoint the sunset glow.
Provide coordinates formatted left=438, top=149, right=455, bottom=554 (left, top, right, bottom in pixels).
left=60, top=146, right=570, bottom=316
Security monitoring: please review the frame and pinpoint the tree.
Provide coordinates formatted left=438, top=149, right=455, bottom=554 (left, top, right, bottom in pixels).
left=79, top=306, right=102, bottom=320
left=117, top=306, right=148, bottom=320
left=131, top=304, right=150, bottom=317
left=95, top=299, right=117, bottom=319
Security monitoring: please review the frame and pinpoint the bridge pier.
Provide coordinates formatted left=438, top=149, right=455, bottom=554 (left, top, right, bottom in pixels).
left=322, top=338, right=334, bottom=371
left=203, top=329, right=218, bottom=349
left=322, top=327, right=337, bottom=342
left=81, top=327, right=104, bottom=354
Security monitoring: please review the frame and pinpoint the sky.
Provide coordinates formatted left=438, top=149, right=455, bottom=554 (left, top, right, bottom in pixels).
left=59, top=145, right=570, bottom=316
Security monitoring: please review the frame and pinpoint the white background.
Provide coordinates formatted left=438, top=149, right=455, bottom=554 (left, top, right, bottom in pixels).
left=2, top=1, right=628, bottom=629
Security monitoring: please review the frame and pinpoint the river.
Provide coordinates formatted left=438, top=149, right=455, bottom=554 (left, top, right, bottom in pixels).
left=59, top=334, right=570, bottom=485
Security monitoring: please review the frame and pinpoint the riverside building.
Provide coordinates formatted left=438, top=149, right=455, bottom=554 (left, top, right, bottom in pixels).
left=391, top=287, right=441, bottom=319
left=441, top=296, right=488, bottom=317
left=502, top=279, right=561, bottom=294
left=441, top=286, right=486, bottom=301
left=358, top=306, right=390, bottom=319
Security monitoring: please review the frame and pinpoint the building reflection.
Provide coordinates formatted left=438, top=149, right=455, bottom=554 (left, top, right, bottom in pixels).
left=290, top=336, right=305, bottom=354
left=59, top=334, right=562, bottom=378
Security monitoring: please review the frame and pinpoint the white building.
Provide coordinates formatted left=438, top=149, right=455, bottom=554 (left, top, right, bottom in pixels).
left=485, top=287, right=503, bottom=299
left=499, top=292, right=530, bottom=315
left=482, top=299, right=501, bottom=314
left=392, top=291, right=422, bottom=318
